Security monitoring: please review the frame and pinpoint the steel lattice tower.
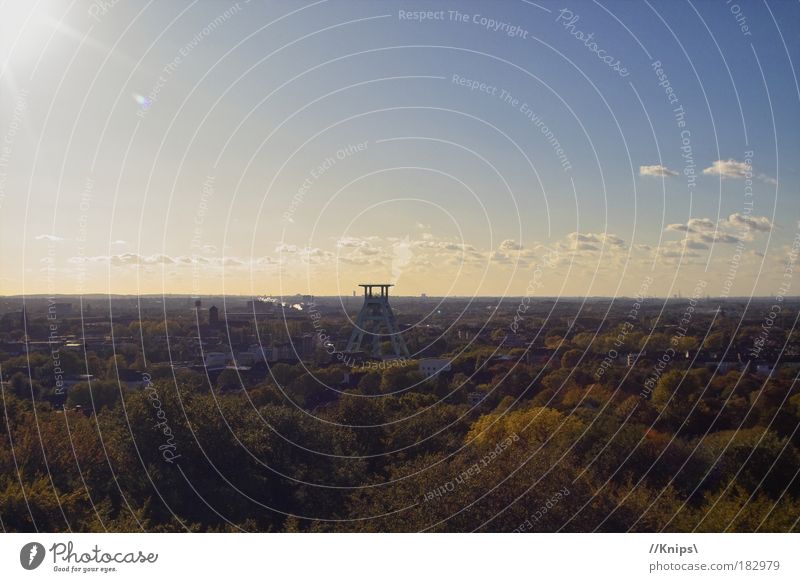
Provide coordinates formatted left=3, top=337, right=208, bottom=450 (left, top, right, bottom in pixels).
left=345, top=284, right=409, bottom=358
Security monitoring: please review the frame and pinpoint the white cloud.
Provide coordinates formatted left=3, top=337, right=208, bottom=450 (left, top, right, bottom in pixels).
left=686, top=218, right=716, bottom=232
left=702, top=159, right=777, bottom=185
left=336, top=236, right=371, bottom=248
left=275, top=243, right=298, bottom=254
left=640, top=164, right=678, bottom=177
left=35, top=234, right=65, bottom=242
left=602, top=234, right=626, bottom=247
left=114, top=253, right=173, bottom=266
left=666, top=218, right=727, bottom=245
left=499, top=239, right=523, bottom=251
left=702, top=159, right=750, bottom=179
left=666, top=223, right=690, bottom=233
left=682, top=239, right=709, bottom=250
left=567, top=232, right=626, bottom=251
left=665, top=213, right=773, bottom=248
left=657, top=240, right=702, bottom=259
left=569, top=232, right=600, bottom=244
left=69, top=253, right=275, bottom=269
left=726, top=212, right=773, bottom=233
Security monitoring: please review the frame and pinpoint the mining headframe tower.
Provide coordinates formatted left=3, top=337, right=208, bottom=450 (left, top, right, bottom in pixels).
left=345, top=284, right=409, bottom=359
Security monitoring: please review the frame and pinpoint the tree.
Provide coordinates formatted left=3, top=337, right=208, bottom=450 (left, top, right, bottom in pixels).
left=561, top=349, right=583, bottom=369
left=216, top=369, right=241, bottom=392
left=66, top=381, right=122, bottom=412
left=703, top=331, right=728, bottom=353
left=651, top=369, right=701, bottom=427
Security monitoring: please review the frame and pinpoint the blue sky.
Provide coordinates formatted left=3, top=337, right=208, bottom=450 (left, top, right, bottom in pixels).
left=0, top=0, right=797, bottom=297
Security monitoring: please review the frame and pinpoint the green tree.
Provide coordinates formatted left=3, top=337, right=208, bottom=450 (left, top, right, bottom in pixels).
left=66, top=381, right=122, bottom=412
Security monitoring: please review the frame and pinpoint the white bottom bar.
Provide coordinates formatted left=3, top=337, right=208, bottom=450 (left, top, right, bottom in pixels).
left=1, top=533, right=797, bottom=580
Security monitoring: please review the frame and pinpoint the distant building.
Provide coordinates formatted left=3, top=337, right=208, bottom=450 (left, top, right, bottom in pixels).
left=234, top=351, right=256, bottom=366
left=209, top=305, right=219, bottom=327
left=204, top=352, right=229, bottom=369
left=419, top=358, right=452, bottom=378
left=243, top=344, right=269, bottom=363
left=751, top=362, right=772, bottom=376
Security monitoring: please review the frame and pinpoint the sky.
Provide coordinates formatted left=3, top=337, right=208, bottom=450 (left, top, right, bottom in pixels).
left=0, top=0, right=798, bottom=298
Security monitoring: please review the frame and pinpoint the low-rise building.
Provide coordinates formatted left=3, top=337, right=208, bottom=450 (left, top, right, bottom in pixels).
left=204, top=352, right=229, bottom=369
left=419, top=358, right=451, bottom=378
